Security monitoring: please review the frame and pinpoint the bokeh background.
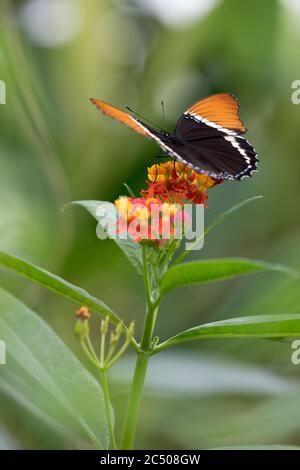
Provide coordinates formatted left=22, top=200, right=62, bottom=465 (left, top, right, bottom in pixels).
left=1, top=0, right=300, bottom=449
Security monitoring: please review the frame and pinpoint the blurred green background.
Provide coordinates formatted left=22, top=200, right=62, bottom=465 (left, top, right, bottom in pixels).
left=1, top=0, right=300, bottom=450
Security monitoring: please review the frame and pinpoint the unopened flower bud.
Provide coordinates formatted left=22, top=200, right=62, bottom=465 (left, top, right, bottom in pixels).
left=100, top=315, right=110, bottom=335
left=116, top=322, right=123, bottom=337
left=110, top=322, right=123, bottom=345
left=110, top=331, right=118, bottom=345
left=75, top=306, right=90, bottom=321
left=126, top=321, right=135, bottom=341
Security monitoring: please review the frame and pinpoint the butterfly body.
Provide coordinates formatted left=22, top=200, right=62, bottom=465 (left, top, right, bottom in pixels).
left=90, top=93, right=258, bottom=181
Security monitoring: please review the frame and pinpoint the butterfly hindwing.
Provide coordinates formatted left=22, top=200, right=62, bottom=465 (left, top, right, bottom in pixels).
left=163, top=131, right=258, bottom=180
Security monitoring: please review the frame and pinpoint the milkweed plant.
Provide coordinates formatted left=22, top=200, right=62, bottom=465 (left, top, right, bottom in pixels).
left=0, top=161, right=299, bottom=450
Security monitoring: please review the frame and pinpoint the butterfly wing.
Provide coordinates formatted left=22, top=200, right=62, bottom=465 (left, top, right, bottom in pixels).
left=91, top=98, right=182, bottom=164
left=162, top=131, right=258, bottom=180
left=90, top=98, right=161, bottom=139
left=182, top=93, right=247, bottom=135
left=173, top=93, right=258, bottom=180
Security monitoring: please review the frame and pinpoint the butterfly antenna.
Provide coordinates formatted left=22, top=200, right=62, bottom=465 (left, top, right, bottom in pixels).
left=161, top=100, right=165, bottom=122
left=126, top=106, right=165, bottom=132
left=161, top=101, right=174, bottom=166
left=156, top=100, right=166, bottom=159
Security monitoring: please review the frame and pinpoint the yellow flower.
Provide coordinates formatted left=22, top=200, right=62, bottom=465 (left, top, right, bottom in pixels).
left=142, top=162, right=221, bottom=204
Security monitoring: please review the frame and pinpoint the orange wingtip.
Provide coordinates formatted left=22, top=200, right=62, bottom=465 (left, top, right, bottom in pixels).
left=90, top=98, right=150, bottom=137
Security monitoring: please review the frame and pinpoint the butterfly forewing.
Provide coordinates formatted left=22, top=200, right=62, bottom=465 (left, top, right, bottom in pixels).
left=185, top=93, right=247, bottom=134
left=90, top=98, right=154, bottom=137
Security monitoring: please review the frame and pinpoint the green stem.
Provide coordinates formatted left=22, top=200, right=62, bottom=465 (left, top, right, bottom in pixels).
left=100, top=369, right=117, bottom=450
left=105, top=339, right=130, bottom=369
left=86, top=335, right=99, bottom=364
left=141, top=306, right=158, bottom=350
left=119, top=350, right=149, bottom=449
left=142, top=245, right=152, bottom=306
left=120, top=246, right=159, bottom=449
left=100, top=331, right=106, bottom=367
left=81, top=340, right=100, bottom=369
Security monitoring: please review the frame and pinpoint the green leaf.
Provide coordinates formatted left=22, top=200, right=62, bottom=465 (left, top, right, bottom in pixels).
left=65, top=200, right=142, bottom=274
left=160, top=258, right=296, bottom=298
left=0, top=367, right=76, bottom=441
left=0, top=250, right=117, bottom=320
left=153, top=314, right=300, bottom=353
left=0, top=250, right=139, bottom=351
left=0, top=288, right=109, bottom=448
left=174, top=195, right=263, bottom=265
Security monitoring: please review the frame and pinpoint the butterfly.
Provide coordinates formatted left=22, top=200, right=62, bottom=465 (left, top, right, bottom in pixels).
left=90, top=93, right=258, bottom=181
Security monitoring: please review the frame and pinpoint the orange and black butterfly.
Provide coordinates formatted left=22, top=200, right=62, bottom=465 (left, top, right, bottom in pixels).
left=90, top=93, right=258, bottom=180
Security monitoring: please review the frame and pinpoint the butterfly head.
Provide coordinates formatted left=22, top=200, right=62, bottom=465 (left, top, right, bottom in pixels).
left=161, top=130, right=170, bottom=137
left=159, top=130, right=176, bottom=144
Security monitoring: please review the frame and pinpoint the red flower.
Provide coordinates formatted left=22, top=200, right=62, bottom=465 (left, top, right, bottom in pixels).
left=141, top=162, right=221, bottom=206
left=114, top=162, right=222, bottom=245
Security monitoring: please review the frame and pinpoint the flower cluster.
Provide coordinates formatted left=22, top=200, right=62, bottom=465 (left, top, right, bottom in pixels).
left=114, top=162, right=221, bottom=245
left=141, top=161, right=220, bottom=205
left=115, top=196, right=189, bottom=244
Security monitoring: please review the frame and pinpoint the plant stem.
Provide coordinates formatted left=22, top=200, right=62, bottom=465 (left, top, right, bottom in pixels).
left=81, top=340, right=100, bottom=369
left=100, top=369, right=117, bottom=450
left=100, top=331, right=106, bottom=367
left=105, top=338, right=130, bottom=369
left=120, top=308, right=157, bottom=449
left=142, top=244, right=152, bottom=306
left=86, top=335, right=99, bottom=363
left=120, top=246, right=159, bottom=449
left=119, top=350, right=149, bottom=449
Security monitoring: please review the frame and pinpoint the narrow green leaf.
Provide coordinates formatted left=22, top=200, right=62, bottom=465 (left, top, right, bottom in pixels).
left=160, top=258, right=296, bottom=298
left=0, top=250, right=115, bottom=320
left=153, top=314, right=300, bottom=353
left=174, top=195, right=263, bottom=265
left=0, top=288, right=109, bottom=448
left=0, top=250, right=139, bottom=351
left=65, top=200, right=142, bottom=274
